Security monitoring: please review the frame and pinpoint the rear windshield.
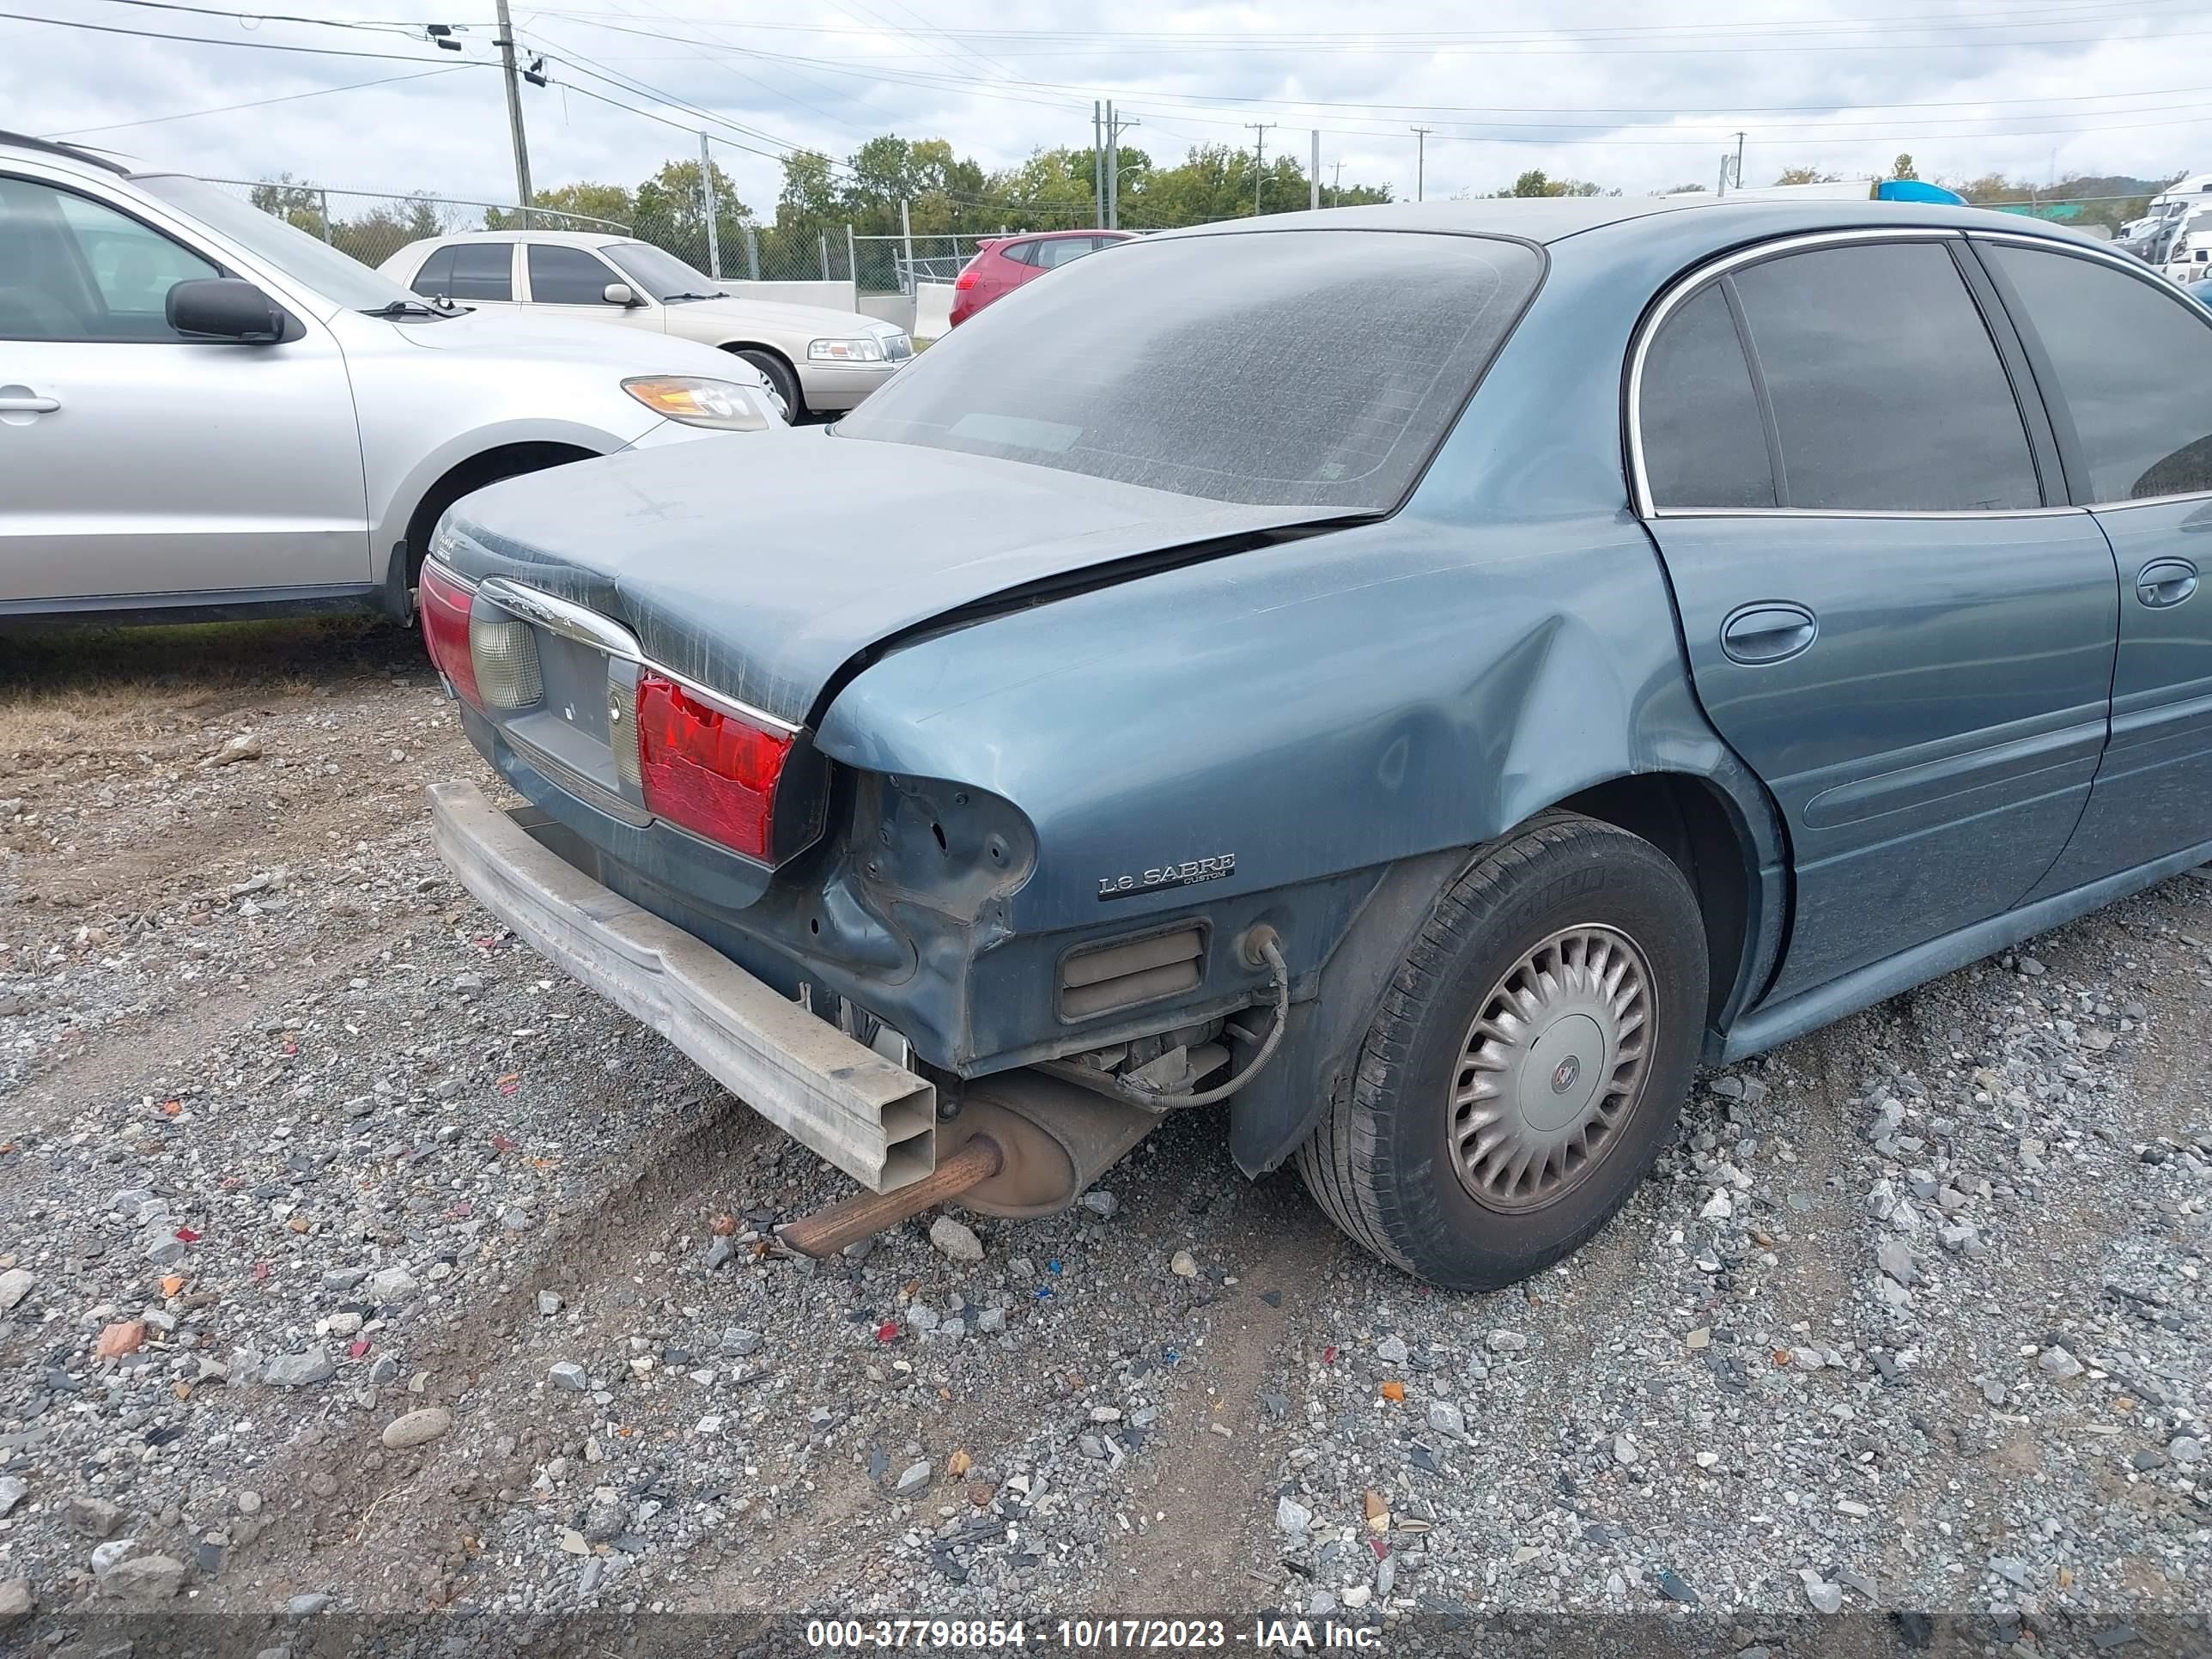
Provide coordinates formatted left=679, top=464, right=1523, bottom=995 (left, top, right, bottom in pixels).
left=837, top=229, right=1542, bottom=513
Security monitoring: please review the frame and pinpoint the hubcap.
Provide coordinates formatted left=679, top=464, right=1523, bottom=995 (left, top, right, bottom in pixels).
left=1449, top=924, right=1655, bottom=1212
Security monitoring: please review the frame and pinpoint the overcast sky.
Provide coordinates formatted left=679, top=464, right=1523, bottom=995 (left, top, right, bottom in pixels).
left=4, top=0, right=2205, bottom=219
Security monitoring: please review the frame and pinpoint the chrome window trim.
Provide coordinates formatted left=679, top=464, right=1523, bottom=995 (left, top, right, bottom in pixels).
left=476, top=576, right=641, bottom=658
left=1965, top=231, right=2212, bottom=513
left=1645, top=506, right=2087, bottom=521
left=1627, top=226, right=2002, bottom=521
left=459, top=570, right=802, bottom=735
left=2087, top=489, right=2212, bottom=511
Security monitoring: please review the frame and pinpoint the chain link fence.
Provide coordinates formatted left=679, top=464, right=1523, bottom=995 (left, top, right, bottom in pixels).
left=216, top=178, right=1115, bottom=295
left=201, top=179, right=624, bottom=270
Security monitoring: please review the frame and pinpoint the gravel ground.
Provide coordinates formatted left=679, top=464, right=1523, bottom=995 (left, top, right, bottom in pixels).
left=0, top=621, right=2206, bottom=1656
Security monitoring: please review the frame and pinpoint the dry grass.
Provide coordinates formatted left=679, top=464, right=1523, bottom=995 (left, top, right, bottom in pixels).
left=0, top=617, right=407, bottom=754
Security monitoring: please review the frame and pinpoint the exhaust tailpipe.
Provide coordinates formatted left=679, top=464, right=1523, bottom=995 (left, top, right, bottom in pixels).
left=778, top=1072, right=1158, bottom=1255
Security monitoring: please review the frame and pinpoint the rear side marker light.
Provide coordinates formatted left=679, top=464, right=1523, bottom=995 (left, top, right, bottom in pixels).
left=635, top=673, right=793, bottom=863
left=418, top=563, right=479, bottom=708
left=954, top=271, right=977, bottom=289
left=469, top=613, right=542, bottom=709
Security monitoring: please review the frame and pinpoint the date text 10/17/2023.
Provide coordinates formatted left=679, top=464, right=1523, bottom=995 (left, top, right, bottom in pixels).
left=803, top=1620, right=1386, bottom=1651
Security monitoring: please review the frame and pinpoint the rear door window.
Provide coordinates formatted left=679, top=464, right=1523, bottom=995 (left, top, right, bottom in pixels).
left=1639, top=284, right=1777, bottom=509
left=410, top=245, right=456, bottom=298
left=840, top=229, right=1542, bottom=512
left=445, top=242, right=513, bottom=301
left=1729, top=240, right=2040, bottom=512
left=1984, top=243, right=2212, bottom=501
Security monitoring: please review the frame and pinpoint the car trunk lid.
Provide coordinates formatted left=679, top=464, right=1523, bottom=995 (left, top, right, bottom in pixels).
left=436, top=425, right=1327, bottom=729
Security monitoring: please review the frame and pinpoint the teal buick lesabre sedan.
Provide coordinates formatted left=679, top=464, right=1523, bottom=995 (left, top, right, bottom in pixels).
left=419, top=196, right=2212, bottom=1289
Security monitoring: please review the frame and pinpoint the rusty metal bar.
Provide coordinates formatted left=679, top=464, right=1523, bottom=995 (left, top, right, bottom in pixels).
left=781, top=1135, right=1004, bottom=1259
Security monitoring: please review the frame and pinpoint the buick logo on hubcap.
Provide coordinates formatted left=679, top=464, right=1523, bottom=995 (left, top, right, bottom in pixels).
left=1551, top=1055, right=1582, bottom=1094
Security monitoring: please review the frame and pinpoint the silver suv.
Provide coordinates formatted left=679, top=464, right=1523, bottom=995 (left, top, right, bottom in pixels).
left=0, top=131, right=781, bottom=626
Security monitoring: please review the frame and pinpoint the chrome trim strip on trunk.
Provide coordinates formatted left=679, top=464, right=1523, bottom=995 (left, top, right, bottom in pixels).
left=438, top=566, right=805, bottom=736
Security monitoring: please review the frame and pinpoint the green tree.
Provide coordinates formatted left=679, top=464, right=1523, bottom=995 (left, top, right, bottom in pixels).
left=250, top=173, right=328, bottom=240
left=1497, top=169, right=1608, bottom=198
left=775, top=150, right=842, bottom=237
left=1771, top=167, right=1842, bottom=185
left=986, top=146, right=1102, bottom=228
left=1890, top=153, right=1919, bottom=180
left=331, top=198, right=441, bottom=266
left=484, top=179, right=635, bottom=232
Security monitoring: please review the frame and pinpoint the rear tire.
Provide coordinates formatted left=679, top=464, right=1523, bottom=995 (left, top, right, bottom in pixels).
left=1296, top=811, right=1706, bottom=1291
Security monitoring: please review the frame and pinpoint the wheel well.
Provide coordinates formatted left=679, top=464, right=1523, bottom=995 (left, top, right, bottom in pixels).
left=717, top=342, right=800, bottom=408
left=404, top=441, right=599, bottom=582
left=1555, top=774, right=1754, bottom=1027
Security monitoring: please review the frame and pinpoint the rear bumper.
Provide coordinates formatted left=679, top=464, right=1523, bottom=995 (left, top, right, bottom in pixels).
left=427, top=778, right=938, bottom=1193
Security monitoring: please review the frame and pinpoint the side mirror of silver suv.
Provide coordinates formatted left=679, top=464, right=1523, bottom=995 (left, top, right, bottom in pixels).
left=167, top=277, right=287, bottom=343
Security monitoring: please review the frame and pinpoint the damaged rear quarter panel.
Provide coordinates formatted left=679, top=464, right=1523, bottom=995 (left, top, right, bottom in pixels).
left=812, top=234, right=1786, bottom=1128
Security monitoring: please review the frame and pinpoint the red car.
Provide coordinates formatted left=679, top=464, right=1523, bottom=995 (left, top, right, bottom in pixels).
left=949, top=228, right=1139, bottom=326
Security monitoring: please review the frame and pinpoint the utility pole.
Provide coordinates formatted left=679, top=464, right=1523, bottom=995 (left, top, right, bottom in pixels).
left=1092, top=101, right=1104, bottom=228
left=1246, top=122, right=1274, bottom=216
left=1101, top=104, right=1138, bottom=231
left=1310, top=130, right=1320, bottom=210
left=1105, top=100, right=1117, bottom=231
left=492, top=0, right=533, bottom=227
left=1332, top=160, right=1343, bottom=206
left=1412, top=126, right=1431, bottom=202
left=699, top=131, right=720, bottom=280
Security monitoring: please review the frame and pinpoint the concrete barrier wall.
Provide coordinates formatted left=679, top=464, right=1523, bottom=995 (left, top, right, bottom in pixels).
left=857, top=295, right=917, bottom=332
left=912, top=283, right=955, bottom=342
left=721, top=279, right=859, bottom=312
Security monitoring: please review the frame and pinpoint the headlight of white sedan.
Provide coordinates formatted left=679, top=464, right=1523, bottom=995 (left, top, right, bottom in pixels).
left=622, top=375, right=774, bottom=430
left=808, top=337, right=886, bottom=363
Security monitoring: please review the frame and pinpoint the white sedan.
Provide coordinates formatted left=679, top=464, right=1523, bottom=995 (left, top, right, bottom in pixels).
left=380, top=231, right=913, bottom=418
left=0, top=131, right=780, bottom=627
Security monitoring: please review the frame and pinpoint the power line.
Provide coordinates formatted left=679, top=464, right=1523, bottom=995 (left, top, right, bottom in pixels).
left=542, top=63, right=1093, bottom=222
left=42, top=64, right=471, bottom=137
left=77, top=0, right=451, bottom=33
left=525, top=0, right=2197, bottom=45
left=520, top=13, right=2212, bottom=138
left=511, top=19, right=2212, bottom=148
left=524, top=23, right=855, bottom=153
left=0, top=7, right=488, bottom=63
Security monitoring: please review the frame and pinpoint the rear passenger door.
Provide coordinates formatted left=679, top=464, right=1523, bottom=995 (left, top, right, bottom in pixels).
left=425, top=242, right=516, bottom=313
left=1976, top=237, right=2212, bottom=892
left=1635, top=231, right=2119, bottom=1001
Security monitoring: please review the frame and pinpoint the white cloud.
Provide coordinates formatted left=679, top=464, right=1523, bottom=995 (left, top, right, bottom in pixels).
left=3, top=0, right=2203, bottom=215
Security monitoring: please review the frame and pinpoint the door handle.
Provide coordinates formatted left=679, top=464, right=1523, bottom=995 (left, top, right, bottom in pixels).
left=2136, top=558, right=2199, bottom=609
left=0, top=393, right=59, bottom=413
left=1720, top=601, right=1819, bottom=665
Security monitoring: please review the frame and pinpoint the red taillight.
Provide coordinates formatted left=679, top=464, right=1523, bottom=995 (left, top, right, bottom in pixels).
left=954, top=270, right=978, bottom=289
left=634, top=673, right=793, bottom=862
left=418, top=564, right=479, bottom=708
